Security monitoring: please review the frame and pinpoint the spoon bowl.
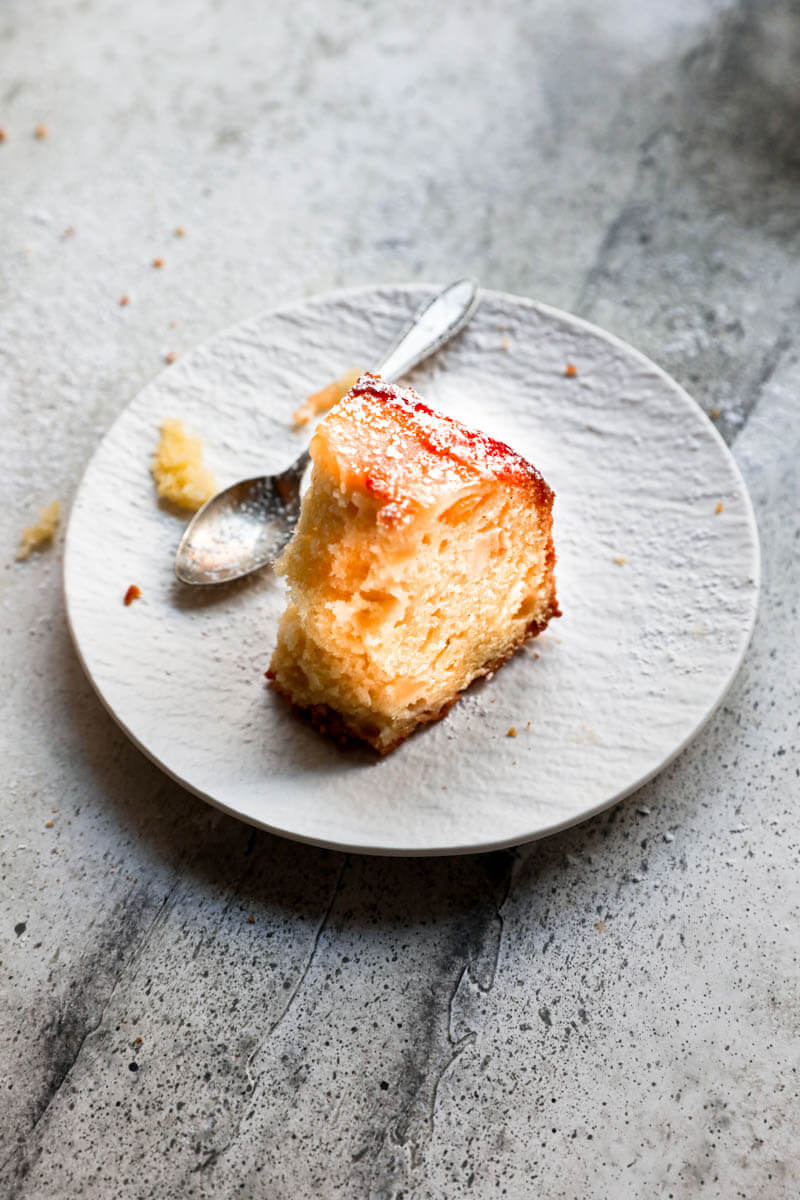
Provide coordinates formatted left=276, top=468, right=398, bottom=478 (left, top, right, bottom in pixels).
left=175, top=454, right=309, bottom=585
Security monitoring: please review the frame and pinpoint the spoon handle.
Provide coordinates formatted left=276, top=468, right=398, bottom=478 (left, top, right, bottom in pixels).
left=372, top=278, right=479, bottom=383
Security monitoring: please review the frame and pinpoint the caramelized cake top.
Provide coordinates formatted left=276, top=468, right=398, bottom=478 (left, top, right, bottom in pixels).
left=311, top=373, right=553, bottom=525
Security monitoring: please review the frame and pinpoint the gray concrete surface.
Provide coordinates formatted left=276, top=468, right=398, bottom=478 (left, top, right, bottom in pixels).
left=1, top=0, right=798, bottom=1196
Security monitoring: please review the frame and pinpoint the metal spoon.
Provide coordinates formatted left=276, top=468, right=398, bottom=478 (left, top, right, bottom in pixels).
left=175, top=279, right=479, bottom=585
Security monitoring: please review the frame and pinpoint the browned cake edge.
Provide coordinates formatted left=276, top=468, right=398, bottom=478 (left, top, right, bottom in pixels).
left=266, top=585, right=561, bottom=756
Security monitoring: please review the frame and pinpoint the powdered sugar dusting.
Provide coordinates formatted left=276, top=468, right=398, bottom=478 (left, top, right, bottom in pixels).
left=318, top=372, right=553, bottom=511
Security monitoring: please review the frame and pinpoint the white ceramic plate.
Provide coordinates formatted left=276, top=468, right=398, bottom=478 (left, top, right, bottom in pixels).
left=64, top=285, right=759, bottom=855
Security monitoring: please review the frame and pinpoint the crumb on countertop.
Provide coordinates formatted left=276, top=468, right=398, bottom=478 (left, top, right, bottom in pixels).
left=507, top=727, right=518, bottom=738
left=0, top=129, right=7, bottom=143
left=293, top=366, right=364, bottom=427
left=151, top=419, right=216, bottom=511
left=715, top=502, right=724, bottom=514
left=710, top=408, right=721, bottom=419
left=16, top=500, right=60, bottom=561
left=164, top=350, right=178, bottom=364
left=152, top=257, right=164, bottom=269
left=613, top=554, right=627, bottom=565
left=34, top=124, right=47, bottom=140
left=119, top=295, right=130, bottom=307
left=564, top=363, right=577, bottom=378
left=124, top=585, right=142, bottom=606
left=174, top=226, right=185, bottom=237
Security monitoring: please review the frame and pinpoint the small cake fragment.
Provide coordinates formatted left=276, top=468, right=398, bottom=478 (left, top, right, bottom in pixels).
left=151, top=419, right=216, bottom=512
left=16, top=500, right=60, bottom=561
left=293, top=366, right=364, bottom=427
left=269, top=373, right=559, bottom=753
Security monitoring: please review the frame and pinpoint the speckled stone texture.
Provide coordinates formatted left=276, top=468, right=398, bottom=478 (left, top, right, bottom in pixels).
left=1, top=1, right=798, bottom=1197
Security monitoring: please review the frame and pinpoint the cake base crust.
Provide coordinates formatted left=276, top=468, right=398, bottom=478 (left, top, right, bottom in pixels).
left=267, top=598, right=560, bottom=755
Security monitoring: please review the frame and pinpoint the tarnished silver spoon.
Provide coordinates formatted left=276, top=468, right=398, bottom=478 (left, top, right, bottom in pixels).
left=175, top=279, right=479, bottom=585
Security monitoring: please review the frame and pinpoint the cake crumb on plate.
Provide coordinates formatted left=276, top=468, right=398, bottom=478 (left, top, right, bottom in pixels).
left=293, top=366, right=364, bottom=426
left=151, top=419, right=216, bottom=511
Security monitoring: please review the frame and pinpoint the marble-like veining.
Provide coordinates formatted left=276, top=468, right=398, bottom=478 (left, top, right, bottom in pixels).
left=1, top=0, right=798, bottom=1196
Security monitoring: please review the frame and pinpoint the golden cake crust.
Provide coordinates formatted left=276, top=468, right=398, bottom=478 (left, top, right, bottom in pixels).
left=312, top=373, right=553, bottom=529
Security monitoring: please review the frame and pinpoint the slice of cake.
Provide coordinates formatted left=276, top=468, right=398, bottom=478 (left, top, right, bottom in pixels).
left=268, top=373, right=559, bottom=753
